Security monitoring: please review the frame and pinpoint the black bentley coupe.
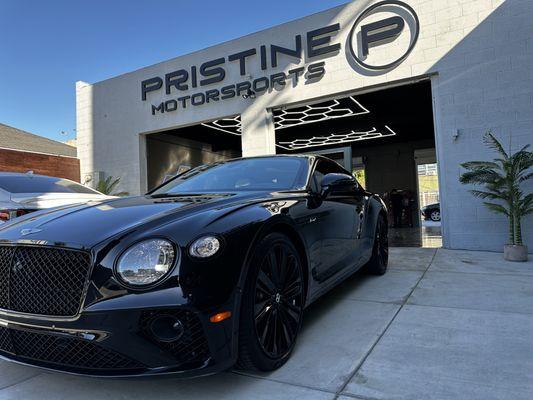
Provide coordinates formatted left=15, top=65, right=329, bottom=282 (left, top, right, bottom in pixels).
left=0, top=155, right=388, bottom=377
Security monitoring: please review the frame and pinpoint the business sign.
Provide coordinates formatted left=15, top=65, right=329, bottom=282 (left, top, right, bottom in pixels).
left=348, top=1, right=419, bottom=70
left=142, top=1, right=420, bottom=116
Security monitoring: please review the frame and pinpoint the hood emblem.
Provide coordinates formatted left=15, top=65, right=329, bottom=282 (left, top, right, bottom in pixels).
left=20, top=228, right=43, bottom=236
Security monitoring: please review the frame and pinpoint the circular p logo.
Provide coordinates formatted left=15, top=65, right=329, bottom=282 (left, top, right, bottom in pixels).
left=349, top=0, right=419, bottom=71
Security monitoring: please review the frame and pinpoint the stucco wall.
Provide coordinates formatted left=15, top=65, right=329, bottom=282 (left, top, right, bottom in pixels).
left=77, top=0, right=533, bottom=251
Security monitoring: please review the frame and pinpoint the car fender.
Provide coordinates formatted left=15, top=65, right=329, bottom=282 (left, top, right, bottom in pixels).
left=208, top=206, right=310, bottom=363
left=359, top=195, right=388, bottom=263
left=199, top=199, right=310, bottom=292
left=179, top=199, right=310, bottom=363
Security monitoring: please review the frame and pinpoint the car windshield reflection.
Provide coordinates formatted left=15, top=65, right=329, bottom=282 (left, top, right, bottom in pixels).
left=151, top=157, right=309, bottom=195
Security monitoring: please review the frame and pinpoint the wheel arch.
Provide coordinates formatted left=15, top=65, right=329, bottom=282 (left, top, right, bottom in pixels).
left=229, top=211, right=312, bottom=364
left=265, top=222, right=310, bottom=305
left=366, top=195, right=388, bottom=240
left=239, top=217, right=310, bottom=305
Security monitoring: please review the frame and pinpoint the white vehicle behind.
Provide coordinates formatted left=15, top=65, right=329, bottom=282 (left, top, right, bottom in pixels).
left=0, top=172, right=114, bottom=223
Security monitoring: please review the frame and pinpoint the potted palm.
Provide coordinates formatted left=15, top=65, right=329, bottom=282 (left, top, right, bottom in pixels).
left=96, top=176, right=129, bottom=197
left=460, top=132, right=532, bottom=261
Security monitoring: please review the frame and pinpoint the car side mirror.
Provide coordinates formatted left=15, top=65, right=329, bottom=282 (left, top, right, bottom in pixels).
left=320, top=173, right=357, bottom=198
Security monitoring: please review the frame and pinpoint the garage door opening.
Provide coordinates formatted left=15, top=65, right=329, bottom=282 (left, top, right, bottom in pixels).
left=415, top=149, right=442, bottom=247
left=273, top=80, right=442, bottom=248
left=145, top=117, right=242, bottom=191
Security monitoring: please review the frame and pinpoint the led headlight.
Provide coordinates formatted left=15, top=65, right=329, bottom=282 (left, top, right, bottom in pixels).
left=116, top=239, right=177, bottom=287
left=189, top=236, right=221, bottom=258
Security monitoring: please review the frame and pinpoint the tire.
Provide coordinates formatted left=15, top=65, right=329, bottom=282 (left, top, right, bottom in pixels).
left=430, top=210, right=441, bottom=222
left=236, top=233, right=305, bottom=372
left=366, top=214, right=389, bottom=276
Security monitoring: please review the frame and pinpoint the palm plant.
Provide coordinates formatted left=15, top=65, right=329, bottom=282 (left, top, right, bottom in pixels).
left=459, top=132, right=532, bottom=246
left=96, top=176, right=129, bottom=197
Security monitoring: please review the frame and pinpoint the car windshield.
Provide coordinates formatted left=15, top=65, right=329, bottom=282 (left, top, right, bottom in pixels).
left=0, top=175, right=101, bottom=195
left=151, top=157, right=309, bottom=194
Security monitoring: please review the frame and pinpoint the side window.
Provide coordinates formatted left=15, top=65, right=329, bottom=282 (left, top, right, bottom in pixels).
left=310, top=159, right=347, bottom=192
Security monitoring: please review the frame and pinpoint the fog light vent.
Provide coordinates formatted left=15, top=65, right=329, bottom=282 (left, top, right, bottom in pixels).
left=149, top=314, right=184, bottom=343
left=139, top=310, right=211, bottom=365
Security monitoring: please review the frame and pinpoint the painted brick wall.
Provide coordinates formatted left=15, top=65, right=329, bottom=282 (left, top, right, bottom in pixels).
left=0, top=148, right=80, bottom=182
left=426, top=0, right=533, bottom=251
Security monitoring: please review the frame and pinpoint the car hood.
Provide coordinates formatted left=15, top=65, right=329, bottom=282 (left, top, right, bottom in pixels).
left=0, top=192, right=266, bottom=248
left=11, top=193, right=115, bottom=209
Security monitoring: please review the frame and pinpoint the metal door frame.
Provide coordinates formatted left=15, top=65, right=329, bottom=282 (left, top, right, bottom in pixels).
left=414, top=148, right=439, bottom=228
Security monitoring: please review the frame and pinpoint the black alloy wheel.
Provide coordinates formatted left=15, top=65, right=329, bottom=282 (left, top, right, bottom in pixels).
left=237, top=233, right=304, bottom=371
left=366, top=214, right=389, bottom=275
left=430, top=210, right=441, bottom=222
left=254, top=242, right=303, bottom=358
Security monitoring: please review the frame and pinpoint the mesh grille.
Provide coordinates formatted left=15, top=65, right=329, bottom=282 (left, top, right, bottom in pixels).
left=0, top=325, right=15, bottom=354
left=140, top=310, right=210, bottom=365
left=0, top=247, right=15, bottom=308
left=0, top=246, right=91, bottom=317
left=0, top=326, right=144, bottom=371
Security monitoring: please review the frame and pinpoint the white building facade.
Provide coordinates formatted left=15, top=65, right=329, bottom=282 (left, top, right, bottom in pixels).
left=76, top=0, right=533, bottom=251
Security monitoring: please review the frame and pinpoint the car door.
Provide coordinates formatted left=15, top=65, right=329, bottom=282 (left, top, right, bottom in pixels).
left=309, top=158, right=365, bottom=282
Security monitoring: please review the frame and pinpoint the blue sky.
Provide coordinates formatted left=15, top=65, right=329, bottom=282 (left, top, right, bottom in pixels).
left=0, top=0, right=348, bottom=142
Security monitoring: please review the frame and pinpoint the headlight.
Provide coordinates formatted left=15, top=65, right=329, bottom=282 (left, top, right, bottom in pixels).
left=116, top=239, right=177, bottom=287
left=189, top=236, right=221, bottom=258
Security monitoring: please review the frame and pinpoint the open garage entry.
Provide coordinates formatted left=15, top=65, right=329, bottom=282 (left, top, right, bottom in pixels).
left=145, top=117, right=242, bottom=191
left=273, top=80, right=442, bottom=248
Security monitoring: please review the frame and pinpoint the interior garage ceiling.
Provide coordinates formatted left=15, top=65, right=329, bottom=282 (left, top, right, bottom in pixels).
left=274, top=80, right=435, bottom=152
left=162, top=80, right=435, bottom=153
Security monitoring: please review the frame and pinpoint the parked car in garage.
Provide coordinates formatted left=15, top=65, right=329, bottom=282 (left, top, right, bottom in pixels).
left=0, top=172, right=112, bottom=223
left=421, top=202, right=441, bottom=221
left=0, top=155, right=388, bottom=377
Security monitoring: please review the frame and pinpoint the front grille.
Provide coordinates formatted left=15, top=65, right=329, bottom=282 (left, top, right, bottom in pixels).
left=140, top=310, right=210, bottom=365
left=0, top=326, right=144, bottom=372
left=0, top=325, right=15, bottom=354
left=0, top=246, right=91, bottom=317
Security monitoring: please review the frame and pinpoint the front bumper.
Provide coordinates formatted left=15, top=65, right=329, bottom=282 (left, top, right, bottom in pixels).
left=0, top=305, right=236, bottom=378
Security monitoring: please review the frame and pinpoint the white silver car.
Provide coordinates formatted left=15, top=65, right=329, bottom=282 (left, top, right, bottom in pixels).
left=0, top=172, right=113, bottom=223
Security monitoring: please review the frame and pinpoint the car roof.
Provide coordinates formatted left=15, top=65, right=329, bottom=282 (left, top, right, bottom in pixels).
left=0, top=172, right=73, bottom=180
left=0, top=173, right=103, bottom=197
left=204, top=154, right=312, bottom=166
left=235, top=154, right=312, bottom=160
left=200, top=154, right=350, bottom=174
left=203, top=154, right=351, bottom=177
left=222, top=154, right=341, bottom=164
left=242, top=153, right=348, bottom=166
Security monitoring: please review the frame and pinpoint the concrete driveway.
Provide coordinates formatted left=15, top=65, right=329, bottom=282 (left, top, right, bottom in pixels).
left=1, top=247, right=532, bottom=400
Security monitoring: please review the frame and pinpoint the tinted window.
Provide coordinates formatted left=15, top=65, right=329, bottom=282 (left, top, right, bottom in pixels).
left=152, top=157, right=308, bottom=194
left=0, top=175, right=100, bottom=194
left=310, top=159, right=348, bottom=192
